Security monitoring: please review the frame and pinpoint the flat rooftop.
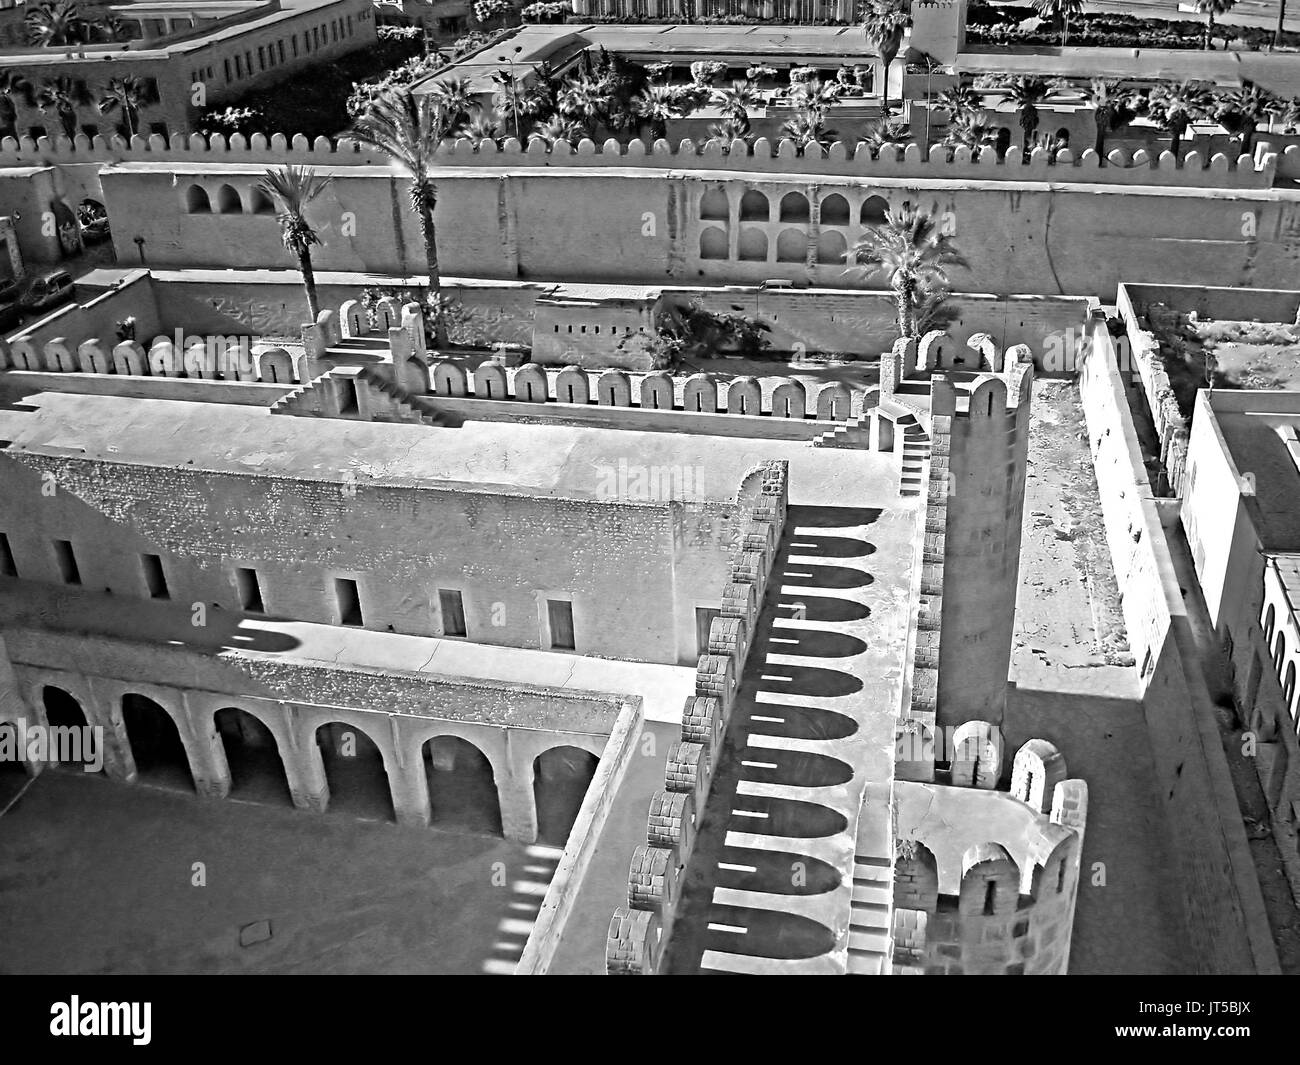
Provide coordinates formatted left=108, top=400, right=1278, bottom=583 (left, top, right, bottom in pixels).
left=0, top=389, right=822, bottom=502
left=1205, top=393, right=1300, bottom=552
left=422, top=23, right=874, bottom=95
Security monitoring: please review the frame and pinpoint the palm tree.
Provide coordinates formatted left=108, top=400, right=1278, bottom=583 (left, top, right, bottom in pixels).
left=557, top=76, right=611, bottom=136
left=348, top=89, right=465, bottom=346
left=851, top=205, right=968, bottom=338
left=936, top=84, right=979, bottom=121
left=38, top=76, right=89, bottom=139
left=1194, top=0, right=1238, bottom=50
left=0, top=71, right=32, bottom=141
left=463, top=112, right=502, bottom=147
left=1005, top=77, right=1049, bottom=146
left=1082, top=78, right=1133, bottom=157
left=861, top=0, right=911, bottom=117
left=529, top=114, right=587, bottom=147
left=25, top=0, right=89, bottom=46
left=780, top=111, right=837, bottom=157
left=1032, top=0, right=1085, bottom=46
left=427, top=76, right=477, bottom=126
left=1144, top=81, right=1213, bottom=159
left=1215, top=84, right=1279, bottom=157
left=633, top=84, right=683, bottom=142
left=98, top=76, right=155, bottom=138
left=707, top=116, right=754, bottom=146
left=256, top=165, right=331, bottom=323
left=790, top=76, right=843, bottom=121
left=711, top=80, right=759, bottom=135
left=1274, top=96, right=1300, bottom=133
left=943, top=112, right=998, bottom=160
left=862, top=117, right=909, bottom=159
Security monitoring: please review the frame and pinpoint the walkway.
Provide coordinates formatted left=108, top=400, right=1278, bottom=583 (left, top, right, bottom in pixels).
left=663, top=499, right=915, bottom=974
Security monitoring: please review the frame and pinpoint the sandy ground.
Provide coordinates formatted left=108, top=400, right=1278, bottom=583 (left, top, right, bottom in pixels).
left=0, top=769, right=556, bottom=975
left=1008, top=378, right=1193, bottom=974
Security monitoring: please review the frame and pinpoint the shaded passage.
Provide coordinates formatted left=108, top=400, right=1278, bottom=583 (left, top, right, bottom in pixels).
left=122, top=694, right=193, bottom=792
left=425, top=735, right=502, bottom=836
left=534, top=746, right=598, bottom=846
left=316, top=722, right=394, bottom=822
left=215, top=707, right=292, bottom=806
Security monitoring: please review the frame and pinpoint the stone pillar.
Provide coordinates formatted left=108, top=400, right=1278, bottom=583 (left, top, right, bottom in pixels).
left=283, top=708, right=329, bottom=813
left=182, top=692, right=231, bottom=799
left=501, top=731, right=538, bottom=844
left=389, top=718, right=431, bottom=828
left=83, top=675, right=137, bottom=782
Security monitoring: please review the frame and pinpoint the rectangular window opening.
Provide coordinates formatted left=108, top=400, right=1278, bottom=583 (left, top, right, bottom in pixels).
left=438, top=589, right=466, bottom=637
left=236, top=566, right=264, bottom=612
left=0, top=533, right=15, bottom=577
left=547, top=599, right=575, bottom=650
left=335, top=578, right=363, bottom=626
left=53, top=540, right=80, bottom=585
left=142, top=553, right=169, bottom=599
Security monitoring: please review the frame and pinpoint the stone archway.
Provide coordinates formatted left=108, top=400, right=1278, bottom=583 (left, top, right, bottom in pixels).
left=315, top=722, right=394, bottom=822
left=215, top=707, right=292, bottom=805
left=42, top=685, right=101, bottom=774
left=533, top=746, right=599, bottom=845
left=122, top=694, right=194, bottom=791
left=423, top=735, right=502, bottom=835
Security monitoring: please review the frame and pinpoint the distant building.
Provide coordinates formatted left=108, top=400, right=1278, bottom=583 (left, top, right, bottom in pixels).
left=0, top=0, right=376, bottom=142
left=1182, top=386, right=1300, bottom=742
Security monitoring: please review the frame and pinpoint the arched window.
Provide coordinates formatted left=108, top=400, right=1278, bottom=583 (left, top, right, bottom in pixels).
left=216, top=183, right=242, bottom=214
left=250, top=188, right=276, bottom=215
left=775, top=228, right=806, bottom=263
left=739, top=189, right=769, bottom=221
left=860, top=195, right=888, bottom=225
left=699, top=188, right=729, bottom=220
left=185, top=184, right=211, bottom=213
left=819, top=193, right=849, bottom=226
left=1283, top=660, right=1296, bottom=716
left=778, top=191, right=810, bottom=223
left=699, top=226, right=728, bottom=260
left=1263, top=604, right=1276, bottom=645
left=816, top=230, right=847, bottom=266
left=737, top=228, right=768, bottom=262
left=1275, top=631, right=1287, bottom=674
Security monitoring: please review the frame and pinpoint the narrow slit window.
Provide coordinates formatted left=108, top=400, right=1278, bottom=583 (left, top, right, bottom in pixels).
left=53, top=540, right=80, bottom=585
left=0, top=533, right=15, bottom=577
left=439, top=589, right=466, bottom=637
left=236, top=566, right=264, bottom=612
left=141, top=553, right=169, bottom=598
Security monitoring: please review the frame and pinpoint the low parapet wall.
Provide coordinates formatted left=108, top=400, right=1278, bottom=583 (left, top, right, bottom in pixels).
left=1, top=131, right=1284, bottom=191
left=606, top=460, right=788, bottom=974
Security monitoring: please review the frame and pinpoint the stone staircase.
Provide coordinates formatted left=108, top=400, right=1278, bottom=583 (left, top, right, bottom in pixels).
left=899, top=414, right=930, bottom=498
left=847, top=781, right=894, bottom=975
left=812, top=415, right=871, bottom=449
left=271, top=365, right=453, bottom=427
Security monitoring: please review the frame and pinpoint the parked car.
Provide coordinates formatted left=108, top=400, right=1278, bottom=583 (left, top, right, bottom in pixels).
left=21, top=270, right=74, bottom=315
left=78, top=205, right=111, bottom=245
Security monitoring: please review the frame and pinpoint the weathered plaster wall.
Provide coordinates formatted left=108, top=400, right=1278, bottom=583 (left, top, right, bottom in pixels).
left=1077, top=321, right=1280, bottom=974
left=98, top=164, right=1300, bottom=302
left=0, top=450, right=746, bottom=665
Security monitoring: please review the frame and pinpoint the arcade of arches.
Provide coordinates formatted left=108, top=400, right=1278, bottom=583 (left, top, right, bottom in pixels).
left=5, top=673, right=605, bottom=846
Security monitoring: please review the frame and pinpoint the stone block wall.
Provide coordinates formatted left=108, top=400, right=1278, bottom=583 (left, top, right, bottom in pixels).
left=606, top=460, right=788, bottom=974
left=893, top=737, right=1089, bottom=976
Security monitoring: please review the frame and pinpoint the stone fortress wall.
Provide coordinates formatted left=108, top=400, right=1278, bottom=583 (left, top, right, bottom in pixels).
left=606, top=462, right=788, bottom=974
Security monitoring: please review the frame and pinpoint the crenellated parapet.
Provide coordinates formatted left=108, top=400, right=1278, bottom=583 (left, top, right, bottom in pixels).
left=606, top=460, right=788, bottom=974
left=0, top=130, right=1286, bottom=192
left=892, top=736, right=1089, bottom=975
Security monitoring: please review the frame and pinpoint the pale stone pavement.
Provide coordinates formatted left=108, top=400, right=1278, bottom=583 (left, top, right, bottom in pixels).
left=663, top=495, right=917, bottom=974
left=1008, top=379, right=1193, bottom=974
